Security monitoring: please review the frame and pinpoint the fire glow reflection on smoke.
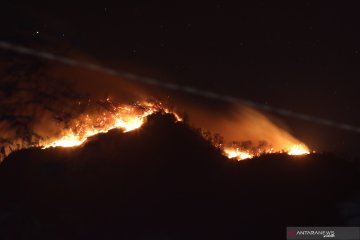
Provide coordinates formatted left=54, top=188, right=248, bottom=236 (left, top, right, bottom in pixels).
left=40, top=99, right=310, bottom=161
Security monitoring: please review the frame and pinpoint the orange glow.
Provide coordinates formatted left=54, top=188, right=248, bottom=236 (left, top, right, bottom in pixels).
left=41, top=100, right=181, bottom=148
left=287, top=144, right=310, bottom=155
left=39, top=99, right=310, bottom=161
left=223, top=143, right=310, bottom=161
left=224, top=148, right=253, bottom=160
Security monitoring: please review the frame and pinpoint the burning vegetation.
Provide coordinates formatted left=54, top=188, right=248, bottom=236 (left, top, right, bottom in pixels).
left=223, top=143, right=309, bottom=160
left=38, top=98, right=309, bottom=161
left=0, top=58, right=310, bottom=162
left=0, top=97, right=310, bottom=161
left=1, top=112, right=356, bottom=240
left=40, top=99, right=182, bottom=149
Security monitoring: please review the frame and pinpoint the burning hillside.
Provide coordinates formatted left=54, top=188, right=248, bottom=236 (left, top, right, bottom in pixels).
left=38, top=99, right=309, bottom=161
left=0, top=113, right=358, bottom=239
left=0, top=97, right=309, bottom=162
left=2, top=4, right=360, bottom=239
left=0, top=58, right=310, bottom=162
left=0, top=49, right=353, bottom=239
left=40, top=99, right=182, bottom=148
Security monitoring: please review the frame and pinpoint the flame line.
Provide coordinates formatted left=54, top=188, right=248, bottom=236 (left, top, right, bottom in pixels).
left=1, top=40, right=359, bottom=134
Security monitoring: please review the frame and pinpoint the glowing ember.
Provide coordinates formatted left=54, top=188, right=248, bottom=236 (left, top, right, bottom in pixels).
left=287, top=144, right=310, bottom=156
left=47, top=137, right=84, bottom=148
left=224, top=143, right=310, bottom=161
left=224, top=148, right=253, bottom=160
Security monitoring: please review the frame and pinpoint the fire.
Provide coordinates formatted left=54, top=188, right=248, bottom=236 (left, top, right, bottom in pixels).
left=223, top=143, right=310, bottom=161
left=47, top=137, right=84, bottom=148
left=287, top=144, right=310, bottom=155
left=224, top=148, right=253, bottom=160
left=11, top=98, right=310, bottom=161
left=41, top=100, right=181, bottom=148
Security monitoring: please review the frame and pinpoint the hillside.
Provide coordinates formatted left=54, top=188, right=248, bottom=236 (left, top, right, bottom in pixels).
left=0, top=113, right=359, bottom=240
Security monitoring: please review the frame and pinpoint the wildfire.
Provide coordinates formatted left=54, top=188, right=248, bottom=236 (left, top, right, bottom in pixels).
left=35, top=99, right=311, bottom=161
left=223, top=143, right=310, bottom=161
left=223, top=148, right=254, bottom=160
left=287, top=144, right=310, bottom=156
left=41, top=100, right=181, bottom=149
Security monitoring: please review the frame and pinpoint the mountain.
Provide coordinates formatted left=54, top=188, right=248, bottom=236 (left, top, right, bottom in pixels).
left=0, top=113, right=359, bottom=240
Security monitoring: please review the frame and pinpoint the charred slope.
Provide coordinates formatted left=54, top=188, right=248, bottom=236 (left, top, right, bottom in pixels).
left=0, top=113, right=359, bottom=240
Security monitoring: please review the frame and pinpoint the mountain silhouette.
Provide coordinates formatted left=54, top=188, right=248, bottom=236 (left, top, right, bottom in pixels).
left=0, top=113, right=359, bottom=240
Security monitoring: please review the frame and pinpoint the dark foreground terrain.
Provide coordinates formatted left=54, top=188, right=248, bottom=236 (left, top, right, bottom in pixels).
left=0, top=113, right=359, bottom=239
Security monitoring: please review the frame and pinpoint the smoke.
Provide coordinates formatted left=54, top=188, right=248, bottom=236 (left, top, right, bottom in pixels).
left=0, top=52, right=307, bottom=161
left=180, top=102, right=305, bottom=152
left=0, top=54, right=147, bottom=160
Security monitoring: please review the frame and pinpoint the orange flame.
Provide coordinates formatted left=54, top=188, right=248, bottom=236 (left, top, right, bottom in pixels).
left=41, top=100, right=181, bottom=149
left=223, top=143, right=310, bottom=161
left=287, top=144, right=310, bottom=156
left=39, top=99, right=310, bottom=161
left=223, top=148, right=254, bottom=160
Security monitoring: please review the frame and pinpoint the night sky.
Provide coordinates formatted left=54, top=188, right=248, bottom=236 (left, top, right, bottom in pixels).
left=1, top=2, right=359, bottom=156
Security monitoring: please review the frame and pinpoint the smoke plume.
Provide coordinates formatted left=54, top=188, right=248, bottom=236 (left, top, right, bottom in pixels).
left=0, top=52, right=308, bottom=161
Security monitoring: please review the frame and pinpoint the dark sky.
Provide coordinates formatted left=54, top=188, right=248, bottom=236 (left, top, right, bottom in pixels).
left=1, top=2, right=359, bottom=156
